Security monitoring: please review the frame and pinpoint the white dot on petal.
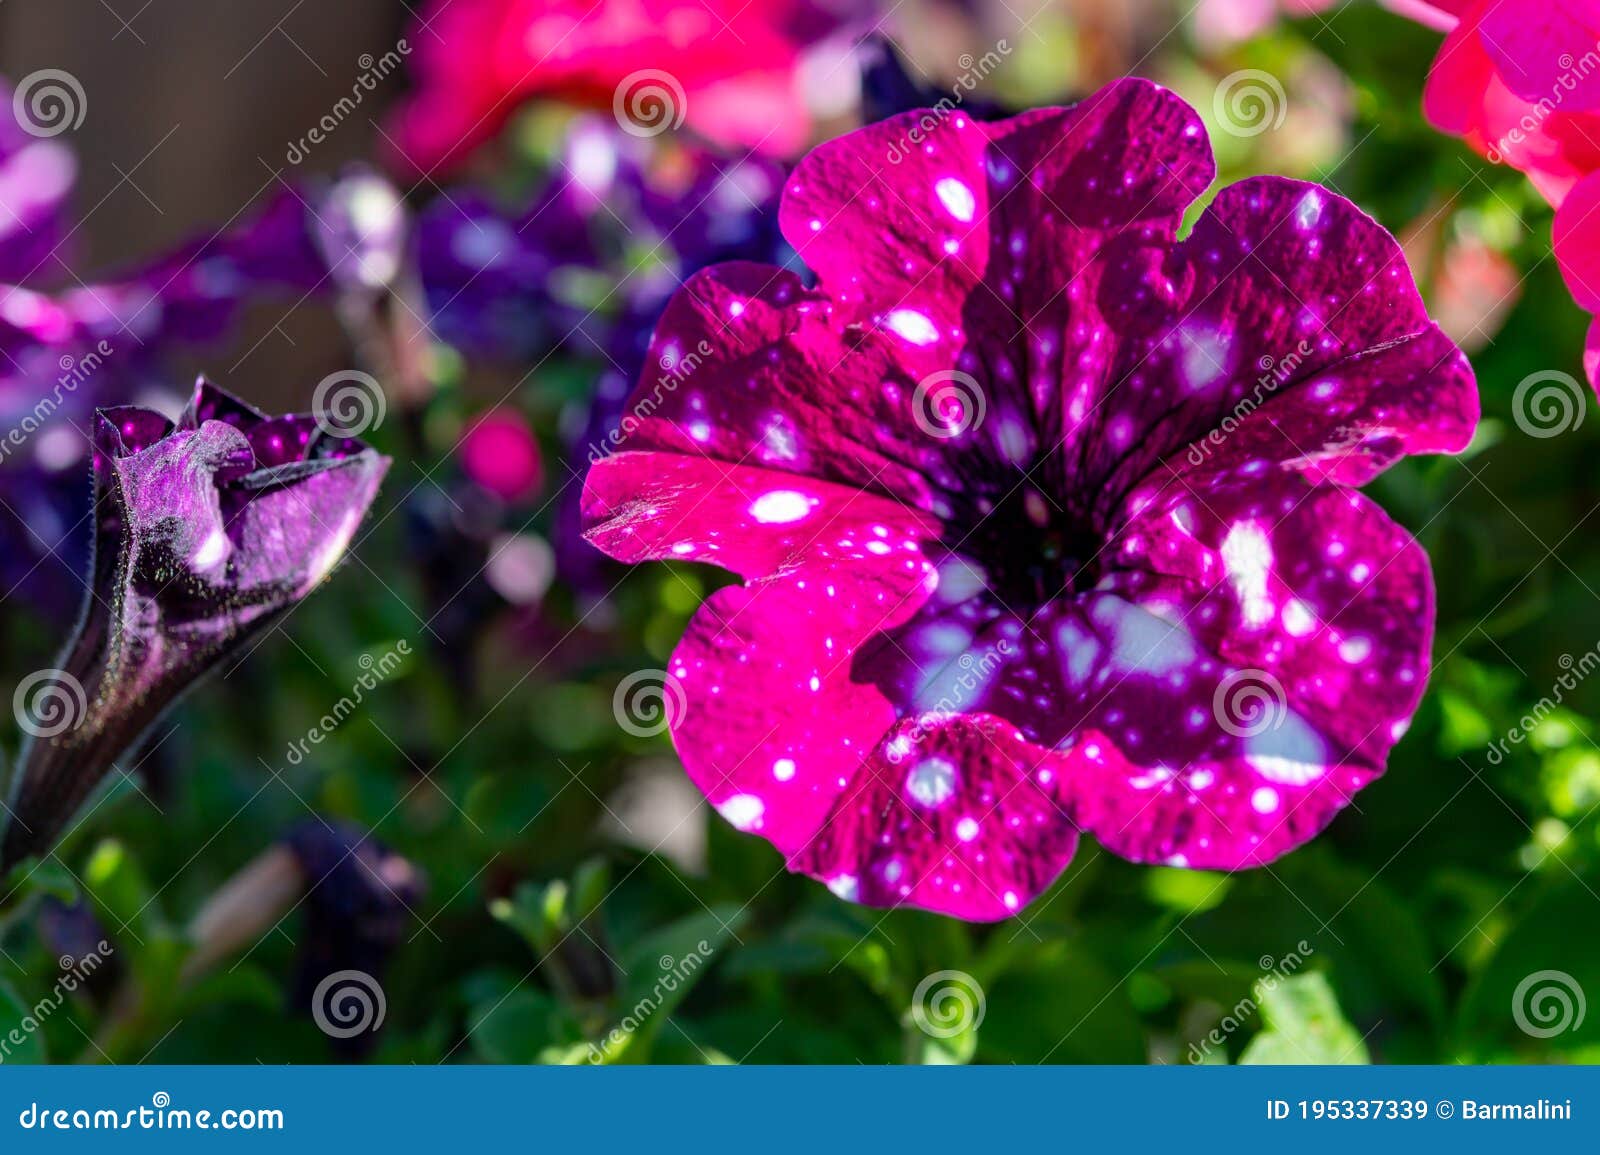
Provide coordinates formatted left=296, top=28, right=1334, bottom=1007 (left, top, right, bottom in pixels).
left=1338, top=636, right=1372, bottom=664
left=750, top=490, right=813, bottom=524
left=772, top=758, right=796, bottom=782
left=190, top=527, right=230, bottom=570
left=1251, top=787, right=1280, bottom=814
left=956, top=817, right=979, bottom=842
left=934, top=177, right=976, bottom=223
left=884, top=308, right=939, bottom=346
left=827, top=874, right=859, bottom=901
left=718, top=794, right=765, bottom=830
left=905, top=757, right=958, bottom=808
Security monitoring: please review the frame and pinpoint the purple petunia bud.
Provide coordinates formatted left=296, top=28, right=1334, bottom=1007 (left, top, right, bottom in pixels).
left=1, top=378, right=389, bottom=869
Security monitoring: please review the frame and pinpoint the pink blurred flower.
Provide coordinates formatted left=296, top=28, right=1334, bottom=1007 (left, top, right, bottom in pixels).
left=1404, top=0, right=1600, bottom=382
left=387, top=0, right=864, bottom=176
left=460, top=409, right=543, bottom=503
left=1193, top=0, right=1338, bottom=48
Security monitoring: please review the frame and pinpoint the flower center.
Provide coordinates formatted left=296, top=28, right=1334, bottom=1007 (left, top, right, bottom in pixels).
left=953, top=483, right=1101, bottom=609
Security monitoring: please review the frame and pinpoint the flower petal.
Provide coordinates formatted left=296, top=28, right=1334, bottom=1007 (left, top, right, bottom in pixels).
left=791, top=713, right=1081, bottom=921
left=1480, top=1, right=1600, bottom=113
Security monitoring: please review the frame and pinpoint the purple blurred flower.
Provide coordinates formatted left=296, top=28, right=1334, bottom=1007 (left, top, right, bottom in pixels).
left=1, top=380, right=389, bottom=870
left=0, top=79, right=77, bottom=281
left=282, top=819, right=424, bottom=1059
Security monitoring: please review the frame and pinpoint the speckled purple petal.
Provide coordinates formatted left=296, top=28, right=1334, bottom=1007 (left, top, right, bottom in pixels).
left=793, top=713, right=1081, bottom=921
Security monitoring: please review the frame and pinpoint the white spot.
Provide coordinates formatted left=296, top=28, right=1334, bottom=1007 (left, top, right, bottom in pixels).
left=934, top=177, right=977, bottom=222
left=1221, top=521, right=1275, bottom=629
left=762, top=421, right=798, bottom=461
left=1294, top=189, right=1325, bottom=230
left=718, top=794, right=765, bottom=830
left=827, top=874, right=859, bottom=901
left=884, top=308, right=939, bottom=346
left=772, top=758, right=796, bottom=782
left=1246, top=710, right=1330, bottom=785
left=1003, top=890, right=1019, bottom=910
left=905, top=757, right=958, bottom=808
left=1089, top=596, right=1199, bottom=676
left=1178, top=323, right=1233, bottom=391
left=1056, top=618, right=1102, bottom=689
left=1283, top=598, right=1316, bottom=638
left=190, top=527, right=230, bottom=571
left=935, top=557, right=988, bottom=603
left=1251, top=787, right=1280, bottom=814
left=750, top=490, right=812, bottom=524
left=1338, top=636, right=1373, bottom=664
left=955, top=816, right=979, bottom=842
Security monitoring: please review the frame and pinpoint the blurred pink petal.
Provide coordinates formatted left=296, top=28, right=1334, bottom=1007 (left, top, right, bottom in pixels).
left=387, top=0, right=863, bottom=176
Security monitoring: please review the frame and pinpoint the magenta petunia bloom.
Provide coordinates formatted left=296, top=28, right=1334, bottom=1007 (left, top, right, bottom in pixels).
left=1, top=380, right=389, bottom=870
left=581, top=80, right=1478, bottom=920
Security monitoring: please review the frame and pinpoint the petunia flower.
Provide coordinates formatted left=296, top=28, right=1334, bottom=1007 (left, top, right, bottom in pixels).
left=385, top=0, right=869, bottom=176
left=0, top=380, right=389, bottom=870
left=1401, top=0, right=1600, bottom=382
left=0, top=167, right=408, bottom=616
left=581, top=79, right=1478, bottom=920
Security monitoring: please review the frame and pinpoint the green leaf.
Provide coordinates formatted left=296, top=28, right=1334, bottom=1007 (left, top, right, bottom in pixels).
left=468, top=989, right=582, bottom=1064
left=0, top=979, right=48, bottom=1064
left=594, top=904, right=745, bottom=1063
left=1457, top=872, right=1600, bottom=1059
left=977, top=943, right=1145, bottom=1064
left=0, top=858, right=78, bottom=907
left=1239, top=973, right=1369, bottom=1065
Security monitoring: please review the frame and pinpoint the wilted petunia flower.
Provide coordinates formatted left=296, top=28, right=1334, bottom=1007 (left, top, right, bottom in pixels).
left=0, top=380, right=389, bottom=870
left=0, top=166, right=410, bottom=616
left=582, top=79, right=1479, bottom=920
